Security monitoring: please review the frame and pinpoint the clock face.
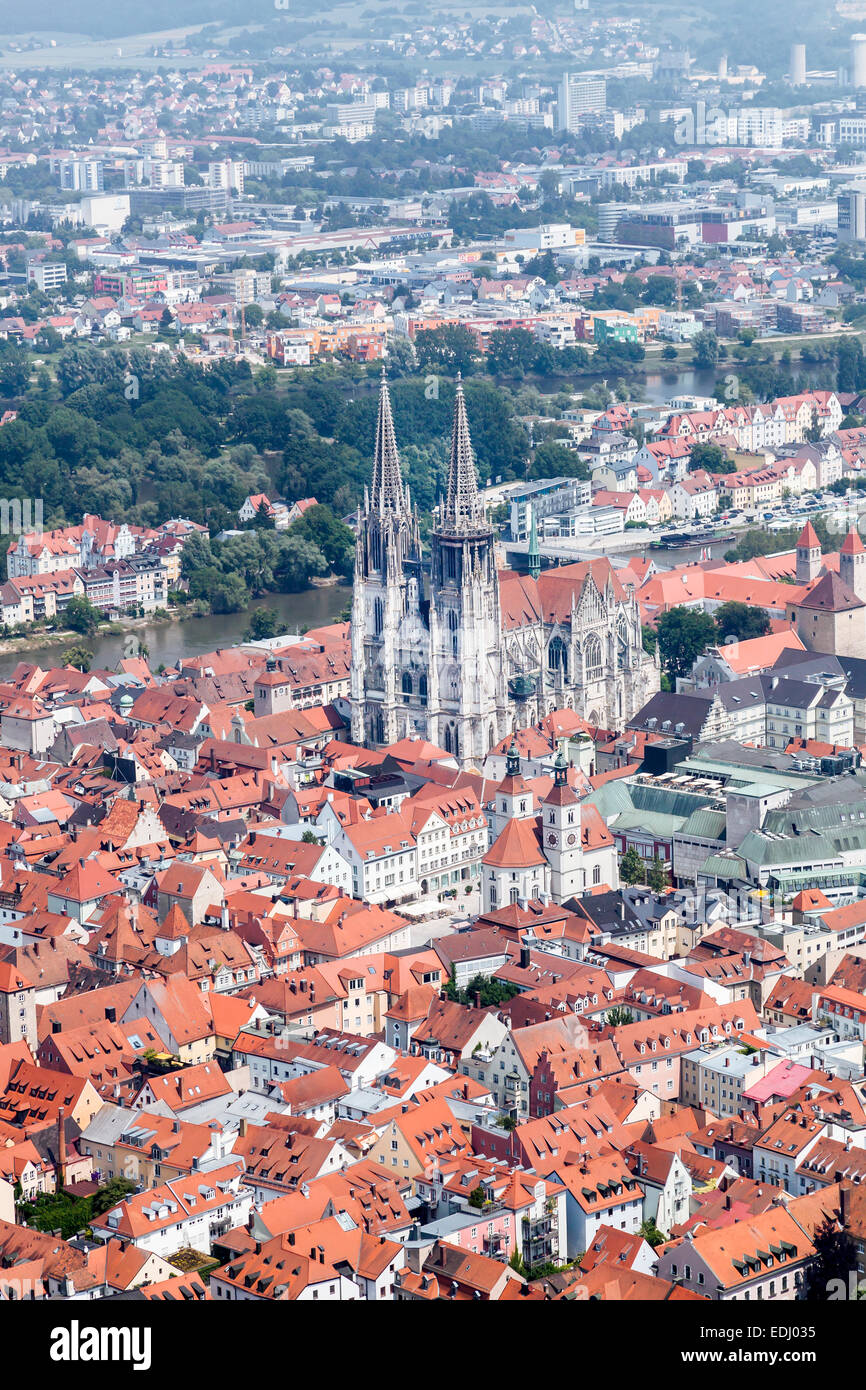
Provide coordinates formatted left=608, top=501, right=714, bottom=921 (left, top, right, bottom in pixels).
left=547, top=833, right=557, bottom=846
left=567, top=833, right=577, bottom=845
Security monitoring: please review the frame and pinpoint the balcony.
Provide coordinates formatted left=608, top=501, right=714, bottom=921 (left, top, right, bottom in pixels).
left=483, top=1231, right=507, bottom=1260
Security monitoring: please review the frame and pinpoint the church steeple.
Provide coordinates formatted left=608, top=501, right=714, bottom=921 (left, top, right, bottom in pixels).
left=553, top=745, right=568, bottom=786
left=443, top=374, right=485, bottom=532
left=371, top=367, right=406, bottom=516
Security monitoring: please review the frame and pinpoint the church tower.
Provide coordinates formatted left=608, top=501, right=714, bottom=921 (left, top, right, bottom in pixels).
left=350, top=370, right=424, bottom=747
left=796, top=520, right=822, bottom=584
left=841, top=527, right=866, bottom=600
left=428, top=377, right=506, bottom=766
left=541, top=747, right=585, bottom=904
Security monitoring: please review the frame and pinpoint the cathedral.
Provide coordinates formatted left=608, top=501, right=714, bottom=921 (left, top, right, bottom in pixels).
left=350, top=372, right=659, bottom=766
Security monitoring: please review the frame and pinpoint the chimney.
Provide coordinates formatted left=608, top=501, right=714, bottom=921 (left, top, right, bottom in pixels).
left=519, top=944, right=530, bottom=970
left=105, top=1005, right=116, bottom=1023
left=474, top=990, right=482, bottom=1010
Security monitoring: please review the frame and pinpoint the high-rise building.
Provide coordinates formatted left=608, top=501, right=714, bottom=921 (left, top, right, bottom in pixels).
left=853, top=34, right=866, bottom=88
left=26, top=259, right=67, bottom=292
left=597, top=202, right=630, bottom=242
left=208, top=160, right=245, bottom=195
left=58, top=158, right=104, bottom=193
left=837, top=187, right=866, bottom=242
left=557, top=73, right=607, bottom=132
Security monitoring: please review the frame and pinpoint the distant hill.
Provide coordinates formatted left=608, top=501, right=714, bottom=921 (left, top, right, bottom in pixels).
left=0, top=1, right=273, bottom=41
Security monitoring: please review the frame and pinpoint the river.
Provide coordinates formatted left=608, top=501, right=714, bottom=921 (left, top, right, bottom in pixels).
left=0, top=585, right=352, bottom=681
left=0, top=362, right=836, bottom=679
left=533, top=361, right=838, bottom=407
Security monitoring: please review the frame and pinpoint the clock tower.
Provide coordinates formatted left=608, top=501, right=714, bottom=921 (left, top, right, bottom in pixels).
left=542, top=747, right=585, bottom=904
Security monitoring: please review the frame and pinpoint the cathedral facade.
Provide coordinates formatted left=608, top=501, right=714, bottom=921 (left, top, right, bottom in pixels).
left=350, top=373, right=659, bottom=766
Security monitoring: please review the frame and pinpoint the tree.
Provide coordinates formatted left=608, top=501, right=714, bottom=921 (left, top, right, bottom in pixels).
left=691, top=330, right=720, bottom=369
left=714, top=601, right=771, bottom=643
left=61, top=644, right=93, bottom=672
left=655, top=607, right=717, bottom=681
left=244, top=607, right=279, bottom=641
left=619, top=846, right=645, bottom=886
left=291, top=504, right=355, bottom=579
left=0, top=342, right=31, bottom=395
left=414, top=324, right=477, bottom=376
left=640, top=1218, right=666, bottom=1248
left=804, top=408, right=823, bottom=444
left=91, top=1176, right=136, bottom=1218
left=529, top=441, right=589, bottom=482
left=800, top=1216, right=859, bottom=1300
left=275, top=533, right=328, bottom=591
left=646, top=856, right=668, bottom=893
left=486, top=327, right=537, bottom=377
left=837, top=337, right=865, bottom=394
left=687, top=441, right=728, bottom=474
left=468, top=1186, right=486, bottom=1209
left=210, top=570, right=249, bottom=614
left=444, top=973, right=520, bottom=1007
left=384, top=335, right=416, bottom=375
left=180, top=531, right=214, bottom=579
left=524, top=249, right=559, bottom=284
left=606, top=1005, right=635, bottom=1027
left=641, top=624, right=657, bottom=657
left=251, top=499, right=276, bottom=530
left=661, top=345, right=678, bottom=361
left=63, top=595, right=100, bottom=636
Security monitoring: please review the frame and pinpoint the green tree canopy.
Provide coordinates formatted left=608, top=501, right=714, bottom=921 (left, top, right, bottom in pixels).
left=714, top=601, right=771, bottom=643
left=619, top=846, right=645, bottom=886
left=655, top=607, right=717, bottom=681
left=64, top=595, right=101, bottom=636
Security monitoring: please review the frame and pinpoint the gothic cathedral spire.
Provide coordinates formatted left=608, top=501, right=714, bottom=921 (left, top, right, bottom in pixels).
left=442, top=374, right=485, bottom=532
left=371, top=367, right=406, bottom=516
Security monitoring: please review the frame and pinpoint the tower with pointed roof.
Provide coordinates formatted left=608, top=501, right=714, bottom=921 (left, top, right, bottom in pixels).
left=428, top=376, right=506, bottom=764
left=841, top=526, right=866, bottom=601
left=350, top=370, right=425, bottom=747
left=489, top=738, right=535, bottom=839
left=796, top=520, right=822, bottom=584
left=541, top=746, right=586, bottom=903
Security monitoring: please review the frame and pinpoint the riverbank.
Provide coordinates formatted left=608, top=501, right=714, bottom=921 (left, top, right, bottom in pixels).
left=0, top=584, right=353, bottom=680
